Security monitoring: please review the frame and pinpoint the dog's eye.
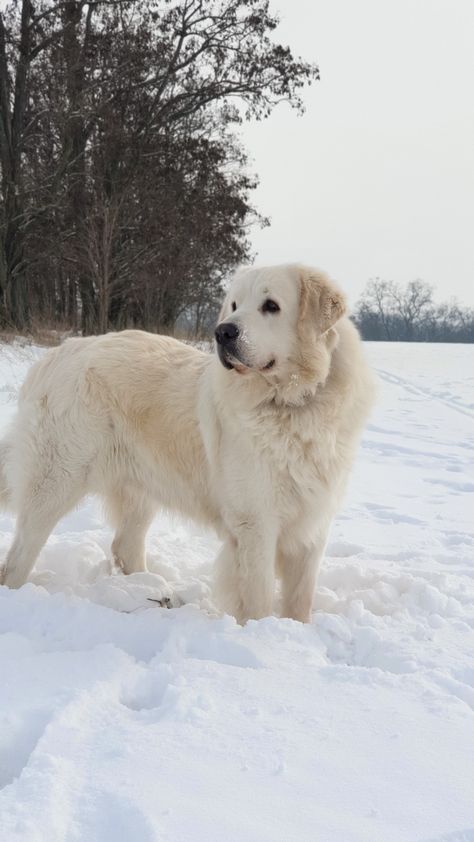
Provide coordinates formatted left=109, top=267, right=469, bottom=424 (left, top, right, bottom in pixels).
left=231, top=301, right=237, bottom=312
left=262, top=299, right=280, bottom=314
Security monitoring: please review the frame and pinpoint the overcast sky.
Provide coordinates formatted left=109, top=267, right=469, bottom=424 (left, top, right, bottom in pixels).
left=240, top=0, right=474, bottom=306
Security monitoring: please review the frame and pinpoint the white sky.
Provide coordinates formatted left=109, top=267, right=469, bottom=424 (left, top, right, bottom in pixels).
left=240, top=0, right=474, bottom=307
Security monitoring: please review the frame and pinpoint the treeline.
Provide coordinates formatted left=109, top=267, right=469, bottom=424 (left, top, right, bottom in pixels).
left=0, top=0, right=317, bottom=335
left=353, top=279, right=474, bottom=343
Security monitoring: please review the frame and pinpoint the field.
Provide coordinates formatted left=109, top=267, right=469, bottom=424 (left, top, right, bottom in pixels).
left=0, top=341, right=473, bottom=842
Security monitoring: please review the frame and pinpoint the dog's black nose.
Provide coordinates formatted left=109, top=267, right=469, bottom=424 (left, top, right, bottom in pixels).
left=215, top=322, right=240, bottom=345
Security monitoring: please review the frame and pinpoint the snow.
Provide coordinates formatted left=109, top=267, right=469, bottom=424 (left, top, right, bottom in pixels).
left=0, top=339, right=473, bottom=842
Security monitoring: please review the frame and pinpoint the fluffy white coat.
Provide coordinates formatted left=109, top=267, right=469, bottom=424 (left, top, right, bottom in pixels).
left=0, top=264, right=374, bottom=622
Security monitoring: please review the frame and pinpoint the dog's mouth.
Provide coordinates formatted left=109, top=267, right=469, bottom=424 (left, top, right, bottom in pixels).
left=217, top=345, right=275, bottom=375
left=217, top=344, right=244, bottom=372
left=220, top=353, right=251, bottom=375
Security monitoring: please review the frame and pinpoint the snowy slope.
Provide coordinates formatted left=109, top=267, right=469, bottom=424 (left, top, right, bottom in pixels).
left=0, top=340, right=473, bottom=842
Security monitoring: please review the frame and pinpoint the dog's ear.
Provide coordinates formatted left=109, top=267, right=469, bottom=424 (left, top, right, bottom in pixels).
left=299, top=267, right=347, bottom=334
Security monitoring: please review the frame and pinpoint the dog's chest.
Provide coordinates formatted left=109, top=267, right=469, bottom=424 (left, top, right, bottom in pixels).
left=253, top=406, right=331, bottom=513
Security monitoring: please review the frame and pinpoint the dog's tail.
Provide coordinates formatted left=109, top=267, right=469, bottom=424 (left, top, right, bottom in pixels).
left=0, top=438, right=12, bottom=510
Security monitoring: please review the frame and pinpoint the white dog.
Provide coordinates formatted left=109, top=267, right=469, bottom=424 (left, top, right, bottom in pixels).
left=0, top=264, right=374, bottom=623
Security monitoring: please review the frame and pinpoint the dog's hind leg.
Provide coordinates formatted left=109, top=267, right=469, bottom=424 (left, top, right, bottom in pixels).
left=107, top=487, right=156, bottom=575
left=1, top=468, right=86, bottom=589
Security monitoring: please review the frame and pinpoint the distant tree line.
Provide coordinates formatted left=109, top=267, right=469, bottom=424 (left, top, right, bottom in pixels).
left=353, top=279, right=474, bottom=342
left=0, top=0, right=318, bottom=335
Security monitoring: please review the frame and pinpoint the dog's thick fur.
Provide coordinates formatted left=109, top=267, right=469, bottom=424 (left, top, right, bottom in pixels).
left=0, top=264, right=374, bottom=623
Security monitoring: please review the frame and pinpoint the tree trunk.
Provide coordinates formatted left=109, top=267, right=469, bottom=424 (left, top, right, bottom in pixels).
left=62, top=1, right=97, bottom=334
left=78, top=275, right=96, bottom=334
left=0, top=1, right=33, bottom=328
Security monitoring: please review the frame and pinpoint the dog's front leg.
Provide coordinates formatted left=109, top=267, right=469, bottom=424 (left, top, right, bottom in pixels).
left=278, top=524, right=331, bottom=623
left=215, top=517, right=277, bottom=624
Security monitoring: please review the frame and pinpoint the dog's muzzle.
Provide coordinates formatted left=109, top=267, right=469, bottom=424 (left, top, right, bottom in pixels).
left=215, top=322, right=241, bottom=370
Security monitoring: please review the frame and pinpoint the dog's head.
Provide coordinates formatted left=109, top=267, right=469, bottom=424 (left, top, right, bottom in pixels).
left=215, top=264, right=347, bottom=401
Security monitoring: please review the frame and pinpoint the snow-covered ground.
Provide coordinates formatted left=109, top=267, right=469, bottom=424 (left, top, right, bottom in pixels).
left=0, top=340, right=473, bottom=842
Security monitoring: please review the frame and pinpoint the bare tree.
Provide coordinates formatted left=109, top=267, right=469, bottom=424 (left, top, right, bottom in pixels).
left=0, top=0, right=318, bottom=333
left=354, top=279, right=474, bottom=342
left=355, top=278, right=397, bottom=340
left=390, top=279, right=434, bottom=341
